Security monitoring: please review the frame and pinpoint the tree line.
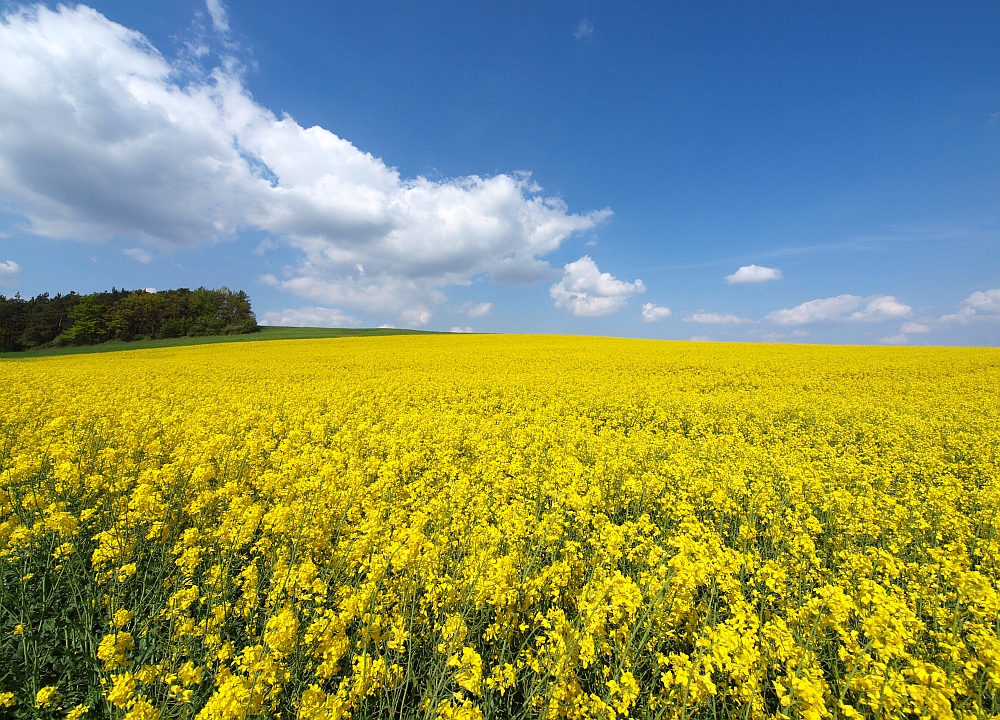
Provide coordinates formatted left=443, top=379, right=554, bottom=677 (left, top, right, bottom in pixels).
left=0, top=286, right=259, bottom=352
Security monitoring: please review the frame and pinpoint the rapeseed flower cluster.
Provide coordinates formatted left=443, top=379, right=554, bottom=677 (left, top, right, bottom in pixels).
left=1, top=335, right=998, bottom=719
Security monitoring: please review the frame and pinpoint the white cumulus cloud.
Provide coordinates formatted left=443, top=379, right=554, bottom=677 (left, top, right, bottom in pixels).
left=901, top=322, right=930, bottom=334
left=941, top=289, right=1000, bottom=323
left=0, top=6, right=265, bottom=245
left=450, top=326, right=473, bottom=333
left=683, top=312, right=746, bottom=324
left=252, top=238, right=278, bottom=256
left=767, top=295, right=862, bottom=325
left=641, top=303, right=671, bottom=323
left=260, top=306, right=360, bottom=327
left=459, top=301, right=493, bottom=318
left=849, top=295, right=912, bottom=322
left=0, top=259, right=19, bottom=278
left=724, top=264, right=783, bottom=284
left=399, top=307, right=432, bottom=327
left=0, top=4, right=609, bottom=322
left=550, top=256, right=645, bottom=317
left=967, top=289, right=1000, bottom=312
left=766, top=294, right=911, bottom=325
left=123, top=247, right=154, bottom=264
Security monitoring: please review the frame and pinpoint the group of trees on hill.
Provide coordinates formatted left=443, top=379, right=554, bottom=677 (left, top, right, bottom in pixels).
left=0, top=286, right=259, bottom=352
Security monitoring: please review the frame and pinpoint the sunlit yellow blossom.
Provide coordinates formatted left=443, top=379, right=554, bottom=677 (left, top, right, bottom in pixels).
left=123, top=696, right=159, bottom=720
left=3, top=335, right=999, bottom=720
left=52, top=541, right=75, bottom=561
left=106, top=672, right=137, bottom=708
left=436, top=695, right=484, bottom=720
left=607, top=671, right=639, bottom=715
left=116, top=563, right=137, bottom=582
left=296, top=684, right=349, bottom=720
left=264, top=607, right=300, bottom=657
left=169, top=685, right=194, bottom=704
left=97, top=631, right=134, bottom=669
left=35, top=685, right=60, bottom=709
left=65, top=704, right=90, bottom=720
left=134, top=665, right=162, bottom=683
left=176, top=661, right=204, bottom=686
left=112, top=608, right=134, bottom=628
left=448, top=646, right=483, bottom=696
left=438, top=615, right=469, bottom=655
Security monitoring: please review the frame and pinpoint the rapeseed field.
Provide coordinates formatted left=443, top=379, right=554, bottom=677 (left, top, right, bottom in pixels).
left=1, top=335, right=998, bottom=720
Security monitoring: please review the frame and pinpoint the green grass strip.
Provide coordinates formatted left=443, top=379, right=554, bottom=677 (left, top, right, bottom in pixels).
left=0, top=326, right=441, bottom=359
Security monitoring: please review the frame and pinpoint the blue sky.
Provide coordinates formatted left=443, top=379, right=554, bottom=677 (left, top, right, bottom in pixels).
left=0, top=1, right=998, bottom=344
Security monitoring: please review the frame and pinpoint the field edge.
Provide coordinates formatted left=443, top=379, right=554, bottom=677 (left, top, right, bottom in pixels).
left=0, top=326, right=442, bottom=359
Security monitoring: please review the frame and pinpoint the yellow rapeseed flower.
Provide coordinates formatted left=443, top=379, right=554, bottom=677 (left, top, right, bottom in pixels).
left=3, top=335, right=999, bottom=719
left=35, top=685, right=60, bottom=709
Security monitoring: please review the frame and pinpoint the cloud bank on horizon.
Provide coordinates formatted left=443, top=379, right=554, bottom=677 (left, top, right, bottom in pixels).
left=766, top=295, right=912, bottom=326
left=0, top=2, right=996, bottom=344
